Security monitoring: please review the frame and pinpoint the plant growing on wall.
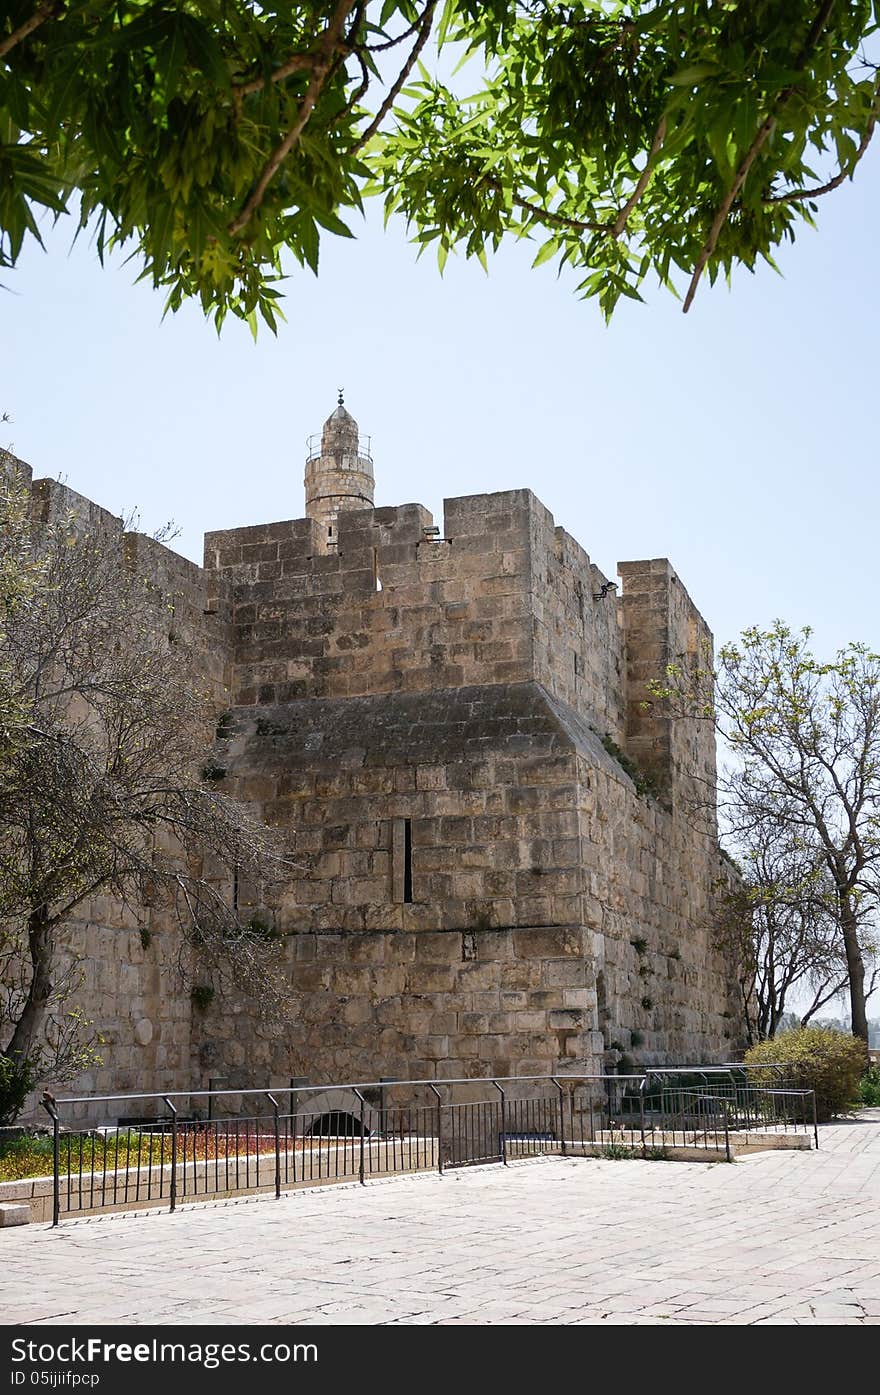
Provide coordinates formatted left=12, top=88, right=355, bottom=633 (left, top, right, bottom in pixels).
left=0, top=462, right=291, bottom=1118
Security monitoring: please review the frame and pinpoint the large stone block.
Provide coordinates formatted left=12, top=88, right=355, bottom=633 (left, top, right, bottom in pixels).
left=415, top=932, right=462, bottom=963
left=513, top=926, right=584, bottom=960
left=405, top=965, right=457, bottom=994
left=0, top=1203, right=30, bottom=1226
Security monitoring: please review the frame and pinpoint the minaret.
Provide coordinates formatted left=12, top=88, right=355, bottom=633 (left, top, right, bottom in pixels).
left=305, top=390, right=374, bottom=553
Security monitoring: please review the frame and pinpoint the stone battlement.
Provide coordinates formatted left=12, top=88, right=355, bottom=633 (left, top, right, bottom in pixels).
left=204, top=487, right=714, bottom=807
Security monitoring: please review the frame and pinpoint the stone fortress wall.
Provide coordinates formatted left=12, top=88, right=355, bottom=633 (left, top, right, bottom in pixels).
left=10, top=464, right=230, bottom=1114
left=7, top=402, right=742, bottom=1122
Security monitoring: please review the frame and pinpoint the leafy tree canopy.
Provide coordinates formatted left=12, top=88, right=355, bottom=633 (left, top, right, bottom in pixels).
left=1, top=1, right=878, bottom=331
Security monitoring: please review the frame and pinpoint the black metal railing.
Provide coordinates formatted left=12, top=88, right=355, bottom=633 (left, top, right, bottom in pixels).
left=39, top=1067, right=817, bottom=1225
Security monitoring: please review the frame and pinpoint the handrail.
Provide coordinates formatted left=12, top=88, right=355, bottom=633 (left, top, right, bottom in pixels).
left=305, top=432, right=372, bottom=463
left=39, top=1070, right=819, bottom=1226
left=51, top=1071, right=655, bottom=1104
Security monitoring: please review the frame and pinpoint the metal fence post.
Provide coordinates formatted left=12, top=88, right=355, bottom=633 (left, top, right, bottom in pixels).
left=811, top=1089, right=819, bottom=1149
left=722, top=1098, right=731, bottom=1163
left=493, top=1081, right=507, bottom=1166
left=42, top=1093, right=61, bottom=1227
left=267, top=1093, right=281, bottom=1199
left=638, top=1075, right=647, bottom=1156
left=289, top=1077, right=308, bottom=1186
left=428, top=1084, right=443, bottom=1175
left=163, top=1097, right=178, bottom=1213
left=552, top=1077, right=566, bottom=1156
left=354, top=1088, right=366, bottom=1184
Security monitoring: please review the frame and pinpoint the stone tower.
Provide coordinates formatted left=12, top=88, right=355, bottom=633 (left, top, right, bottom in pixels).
left=6, top=401, right=744, bottom=1119
left=304, top=391, right=374, bottom=553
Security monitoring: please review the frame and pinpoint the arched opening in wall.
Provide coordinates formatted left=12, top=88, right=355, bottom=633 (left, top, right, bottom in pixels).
left=306, top=1110, right=371, bottom=1137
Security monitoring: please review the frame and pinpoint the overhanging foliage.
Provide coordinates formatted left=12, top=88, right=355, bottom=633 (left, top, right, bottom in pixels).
left=1, top=1, right=878, bottom=329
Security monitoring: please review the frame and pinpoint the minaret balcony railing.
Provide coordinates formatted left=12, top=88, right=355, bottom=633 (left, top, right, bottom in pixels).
left=306, top=434, right=373, bottom=464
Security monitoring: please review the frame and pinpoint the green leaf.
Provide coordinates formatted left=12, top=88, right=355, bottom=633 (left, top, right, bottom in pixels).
left=180, top=15, right=229, bottom=89
left=531, top=237, right=558, bottom=268
left=667, top=65, right=721, bottom=87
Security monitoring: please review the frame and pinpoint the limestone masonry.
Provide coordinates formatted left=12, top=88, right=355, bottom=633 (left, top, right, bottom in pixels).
left=14, top=398, right=742, bottom=1116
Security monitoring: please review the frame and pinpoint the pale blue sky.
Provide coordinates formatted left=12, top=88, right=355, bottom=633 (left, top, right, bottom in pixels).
left=2, top=137, right=878, bottom=665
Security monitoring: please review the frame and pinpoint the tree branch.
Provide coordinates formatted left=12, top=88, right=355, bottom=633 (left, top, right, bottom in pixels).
left=511, top=192, right=605, bottom=234
left=334, top=0, right=369, bottom=124
left=232, top=52, right=315, bottom=100
left=612, top=114, right=667, bottom=238
left=683, top=0, right=839, bottom=313
left=367, top=11, right=425, bottom=53
left=228, top=0, right=356, bottom=237
left=682, top=114, right=778, bottom=314
left=353, top=0, right=437, bottom=153
left=0, top=0, right=61, bottom=63
left=766, top=76, right=880, bottom=204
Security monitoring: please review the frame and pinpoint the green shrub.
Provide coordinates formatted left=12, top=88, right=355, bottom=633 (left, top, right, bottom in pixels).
left=857, top=1066, right=880, bottom=1107
left=0, top=1055, right=36, bottom=1127
left=745, top=1028, right=867, bottom=1122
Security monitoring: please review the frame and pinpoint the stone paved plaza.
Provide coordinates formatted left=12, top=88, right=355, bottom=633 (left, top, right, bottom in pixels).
left=3, top=1111, right=879, bottom=1326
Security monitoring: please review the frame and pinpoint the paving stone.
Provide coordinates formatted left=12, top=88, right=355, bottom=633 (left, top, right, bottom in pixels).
left=1, top=1112, right=878, bottom=1326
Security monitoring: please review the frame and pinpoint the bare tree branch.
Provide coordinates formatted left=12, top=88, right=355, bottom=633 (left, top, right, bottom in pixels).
left=367, top=10, right=425, bottom=53
left=511, top=192, right=605, bottom=234
left=0, top=468, right=291, bottom=1098
left=683, top=115, right=778, bottom=313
